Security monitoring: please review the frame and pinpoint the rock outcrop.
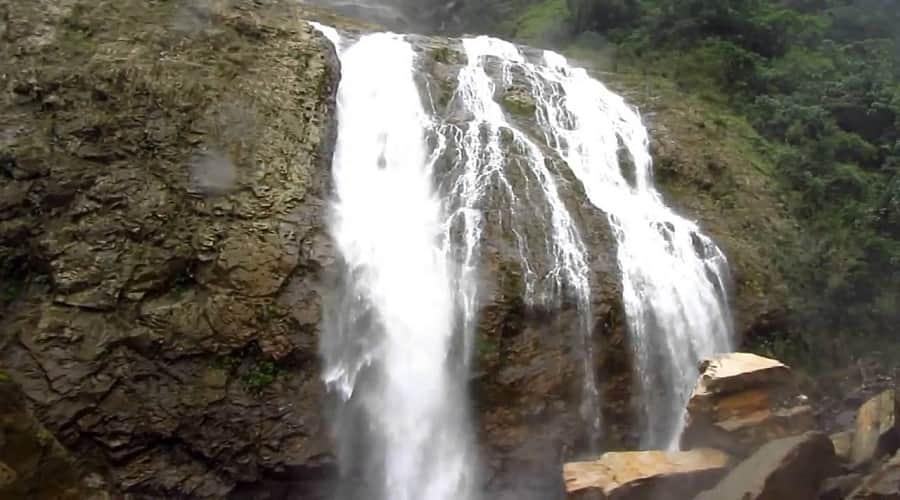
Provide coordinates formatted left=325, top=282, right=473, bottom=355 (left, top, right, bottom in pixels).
left=0, top=0, right=339, bottom=497
left=833, top=430, right=856, bottom=462
left=563, top=448, right=731, bottom=499
left=681, top=352, right=815, bottom=455
left=0, top=373, right=108, bottom=500
left=695, top=431, right=836, bottom=500
left=847, top=451, right=900, bottom=499
left=851, top=390, right=900, bottom=468
left=820, top=473, right=865, bottom=500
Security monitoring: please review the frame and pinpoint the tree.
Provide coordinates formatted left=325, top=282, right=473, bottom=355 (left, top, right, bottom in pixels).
left=566, top=0, right=640, bottom=33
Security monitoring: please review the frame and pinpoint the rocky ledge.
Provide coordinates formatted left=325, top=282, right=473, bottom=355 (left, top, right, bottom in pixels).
left=564, top=352, right=900, bottom=500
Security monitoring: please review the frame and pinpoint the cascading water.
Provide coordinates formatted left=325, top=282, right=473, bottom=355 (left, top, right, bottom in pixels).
left=315, top=16, right=735, bottom=498
left=441, top=35, right=734, bottom=449
left=441, top=36, right=601, bottom=442
left=503, top=47, right=736, bottom=449
left=317, top=28, right=476, bottom=500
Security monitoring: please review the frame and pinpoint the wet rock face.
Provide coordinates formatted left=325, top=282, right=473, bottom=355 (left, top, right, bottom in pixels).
left=0, top=3, right=632, bottom=496
left=412, top=39, right=634, bottom=498
left=0, top=0, right=339, bottom=497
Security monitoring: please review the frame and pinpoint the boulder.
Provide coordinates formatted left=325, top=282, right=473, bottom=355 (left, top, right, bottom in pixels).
left=689, top=353, right=792, bottom=399
left=695, top=432, right=836, bottom=500
left=820, top=474, right=864, bottom=500
left=847, top=451, right=900, bottom=499
left=833, top=431, right=856, bottom=462
left=851, top=390, right=900, bottom=468
left=563, top=448, right=731, bottom=499
left=682, top=353, right=815, bottom=455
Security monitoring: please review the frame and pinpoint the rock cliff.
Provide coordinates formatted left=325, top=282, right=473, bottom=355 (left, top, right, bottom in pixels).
left=0, top=0, right=802, bottom=498
left=1, top=0, right=339, bottom=496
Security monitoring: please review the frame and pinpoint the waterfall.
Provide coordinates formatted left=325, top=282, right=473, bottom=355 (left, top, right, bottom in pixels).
left=442, top=36, right=601, bottom=442
left=314, top=18, right=735, bottom=497
left=317, top=28, right=476, bottom=500
left=441, top=35, right=734, bottom=449
left=530, top=51, right=737, bottom=448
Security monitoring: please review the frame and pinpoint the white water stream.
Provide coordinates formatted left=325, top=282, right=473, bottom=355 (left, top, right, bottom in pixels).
left=443, top=36, right=601, bottom=441
left=314, top=20, right=735, bottom=499
left=316, top=28, right=476, bottom=500
left=532, top=50, right=736, bottom=448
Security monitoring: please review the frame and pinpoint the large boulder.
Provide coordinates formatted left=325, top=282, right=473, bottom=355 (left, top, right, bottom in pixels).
left=695, top=432, right=836, bottom=500
left=563, top=448, right=731, bottom=499
left=847, top=453, right=900, bottom=500
left=851, top=390, right=900, bottom=468
left=820, top=473, right=865, bottom=500
left=847, top=451, right=900, bottom=499
left=682, top=352, right=814, bottom=455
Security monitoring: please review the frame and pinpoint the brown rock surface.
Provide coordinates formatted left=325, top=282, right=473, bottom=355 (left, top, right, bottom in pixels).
left=820, top=473, right=865, bottom=500
left=847, top=450, right=900, bottom=499
left=564, top=448, right=731, bottom=500
left=0, top=374, right=108, bottom=500
left=682, top=352, right=814, bottom=455
left=833, top=430, right=856, bottom=462
left=0, top=3, right=628, bottom=498
left=0, top=0, right=339, bottom=497
left=695, top=432, right=836, bottom=500
left=851, top=390, right=900, bottom=468
left=690, top=353, right=792, bottom=400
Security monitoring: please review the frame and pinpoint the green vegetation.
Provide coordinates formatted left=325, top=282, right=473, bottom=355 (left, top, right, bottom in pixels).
left=475, top=332, right=501, bottom=360
left=1, top=282, right=20, bottom=305
left=498, top=0, right=899, bottom=365
left=212, top=354, right=242, bottom=374
left=212, top=353, right=280, bottom=394
left=242, top=361, right=280, bottom=394
left=514, top=0, right=570, bottom=42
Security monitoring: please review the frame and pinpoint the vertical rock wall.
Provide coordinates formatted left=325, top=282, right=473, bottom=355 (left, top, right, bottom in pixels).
left=0, top=0, right=340, bottom=496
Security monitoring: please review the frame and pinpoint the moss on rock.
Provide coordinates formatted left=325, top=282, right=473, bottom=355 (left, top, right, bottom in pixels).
left=501, top=91, right=537, bottom=116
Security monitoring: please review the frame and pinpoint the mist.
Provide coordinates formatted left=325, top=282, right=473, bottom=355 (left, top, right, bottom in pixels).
left=300, top=0, right=468, bottom=33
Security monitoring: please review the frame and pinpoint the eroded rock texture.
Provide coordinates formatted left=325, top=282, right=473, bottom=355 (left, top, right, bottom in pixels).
left=0, top=374, right=109, bottom=500
left=0, top=0, right=339, bottom=497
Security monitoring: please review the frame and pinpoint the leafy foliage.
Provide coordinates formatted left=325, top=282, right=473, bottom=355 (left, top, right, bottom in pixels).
left=243, top=361, right=279, bottom=394
left=566, top=0, right=640, bottom=33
